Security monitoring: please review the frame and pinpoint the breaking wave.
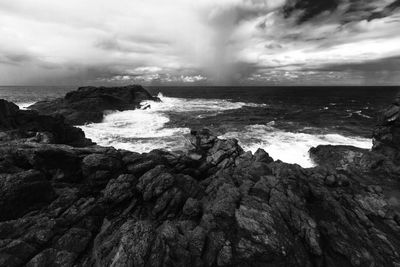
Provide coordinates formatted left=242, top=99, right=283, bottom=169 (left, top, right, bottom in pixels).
left=220, top=124, right=371, bottom=168
left=80, top=93, right=265, bottom=153
left=79, top=93, right=372, bottom=167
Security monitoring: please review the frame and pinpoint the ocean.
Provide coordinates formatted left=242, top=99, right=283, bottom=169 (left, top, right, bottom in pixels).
left=1, top=86, right=398, bottom=167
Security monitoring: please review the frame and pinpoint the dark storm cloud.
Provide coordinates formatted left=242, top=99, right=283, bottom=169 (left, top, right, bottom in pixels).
left=316, top=56, right=400, bottom=72
left=282, top=0, right=339, bottom=23
left=0, top=0, right=399, bottom=85
left=281, top=0, right=400, bottom=24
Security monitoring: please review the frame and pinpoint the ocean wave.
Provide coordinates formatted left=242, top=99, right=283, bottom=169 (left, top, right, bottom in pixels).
left=16, top=102, right=35, bottom=110
left=79, top=108, right=190, bottom=152
left=80, top=93, right=267, bottom=152
left=139, top=93, right=268, bottom=113
left=220, top=124, right=371, bottom=168
left=79, top=94, right=372, bottom=167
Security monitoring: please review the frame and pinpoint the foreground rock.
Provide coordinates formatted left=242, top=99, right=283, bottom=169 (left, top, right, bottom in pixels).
left=0, top=99, right=91, bottom=147
left=1, top=92, right=400, bottom=266
left=30, top=84, right=160, bottom=125
left=1, top=126, right=400, bottom=266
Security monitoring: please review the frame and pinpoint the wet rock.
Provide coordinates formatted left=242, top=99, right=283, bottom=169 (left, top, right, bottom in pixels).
left=0, top=99, right=92, bottom=147
left=309, top=145, right=368, bottom=170
left=30, top=85, right=160, bottom=125
left=373, top=93, right=400, bottom=164
left=0, top=95, right=399, bottom=266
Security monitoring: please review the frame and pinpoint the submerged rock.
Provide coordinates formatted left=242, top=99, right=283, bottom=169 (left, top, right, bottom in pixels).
left=30, top=84, right=160, bottom=125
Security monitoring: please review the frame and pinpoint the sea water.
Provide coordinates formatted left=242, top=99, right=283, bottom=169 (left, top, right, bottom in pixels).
left=1, top=86, right=398, bottom=167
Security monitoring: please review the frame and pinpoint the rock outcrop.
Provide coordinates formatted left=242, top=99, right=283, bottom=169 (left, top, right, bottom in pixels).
left=1, top=92, right=400, bottom=266
left=0, top=99, right=91, bottom=147
left=0, top=127, right=399, bottom=266
left=30, top=85, right=160, bottom=125
left=372, top=92, right=400, bottom=163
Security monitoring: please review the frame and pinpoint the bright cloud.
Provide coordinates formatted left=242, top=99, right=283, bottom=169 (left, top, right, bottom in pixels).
left=0, top=0, right=399, bottom=85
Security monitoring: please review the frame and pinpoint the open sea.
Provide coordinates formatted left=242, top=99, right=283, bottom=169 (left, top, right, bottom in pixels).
left=1, top=86, right=398, bottom=167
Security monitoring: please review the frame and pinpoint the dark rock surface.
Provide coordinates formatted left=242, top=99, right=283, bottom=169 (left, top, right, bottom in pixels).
left=373, top=92, right=400, bottom=164
left=0, top=99, right=91, bottom=147
left=0, top=94, right=400, bottom=266
left=29, top=85, right=159, bottom=125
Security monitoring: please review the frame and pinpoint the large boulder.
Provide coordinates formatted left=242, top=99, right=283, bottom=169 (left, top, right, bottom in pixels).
left=30, top=84, right=160, bottom=125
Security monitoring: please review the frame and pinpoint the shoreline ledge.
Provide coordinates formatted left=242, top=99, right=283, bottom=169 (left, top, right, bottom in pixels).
left=29, top=84, right=160, bottom=125
left=0, top=86, right=399, bottom=266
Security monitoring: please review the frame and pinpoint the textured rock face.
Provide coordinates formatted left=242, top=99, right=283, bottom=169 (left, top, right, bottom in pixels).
left=0, top=99, right=92, bottom=147
left=0, top=127, right=399, bottom=266
left=29, top=84, right=160, bottom=125
left=373, top=92, right=400, bottom=163
left=1, top=93, right=400, bottom=266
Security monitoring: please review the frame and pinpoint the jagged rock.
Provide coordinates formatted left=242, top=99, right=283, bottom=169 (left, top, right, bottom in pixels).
left=30, top=85, right=160, bottom=125
left=93, top=220, right=156, bottom=266
left=373, top=92, right=400, bottom=163
left=183, top=198, right=202, bottom=218
left=309, top=144, right=400, bottom=178
left=0, top=170, right=55, bottom=221
left=309, top=145, right=369, bottom=170
left=0, top=99, right=92, bottom=147
left=136, top=165, right=175, bottom=201
left=0, top=94, right=400, bottom=267
left=101, top=174, right=137, bottom=204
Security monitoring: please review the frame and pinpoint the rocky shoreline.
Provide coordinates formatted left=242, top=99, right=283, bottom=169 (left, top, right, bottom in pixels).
left=29, top=85, right=160, bottom=125
left=1, top=85, right=400, bottom=266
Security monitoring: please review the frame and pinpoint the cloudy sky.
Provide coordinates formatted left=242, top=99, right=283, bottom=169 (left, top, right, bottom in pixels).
left=1, top=0, right=400, bottom=85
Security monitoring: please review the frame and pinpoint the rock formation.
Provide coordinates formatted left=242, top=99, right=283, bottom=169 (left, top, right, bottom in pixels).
left=0, top=99, right=91, bottom=147
left=0, top=92, right=400, bottom=266
left=30, top=85, right=160, bottom=125
left=372, top=92, right=400, bottom=163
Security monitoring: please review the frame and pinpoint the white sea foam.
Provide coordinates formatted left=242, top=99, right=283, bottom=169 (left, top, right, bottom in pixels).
left=80, top=93, right=262, bottom=153
left=79, top=94, right=372, bottom=167
left=16, top=102, right=35, bottom=110
left=220, top=124, right=372, bottom=168
left=140, top=93, right=267, bottom=113
left=79, top=107, right=190, bottom=152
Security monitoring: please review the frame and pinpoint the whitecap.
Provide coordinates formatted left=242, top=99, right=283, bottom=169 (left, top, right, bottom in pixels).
left=79, top=108, right=190, bottom=153
left=80, top=93, right=268, bottom=153
left=220, top=124, right=371, bottom=168
left=16, top=102, right=36, bottom=110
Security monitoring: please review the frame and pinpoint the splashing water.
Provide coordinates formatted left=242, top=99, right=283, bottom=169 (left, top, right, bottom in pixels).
left=79, top=93, right=265, bottom=152
left=220, top=124, right=371, bottom=167
left=78, top=93, right=372, bottom=167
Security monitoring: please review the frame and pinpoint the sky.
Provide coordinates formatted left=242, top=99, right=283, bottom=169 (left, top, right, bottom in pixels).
left=0, top=0, right=400, bottom=86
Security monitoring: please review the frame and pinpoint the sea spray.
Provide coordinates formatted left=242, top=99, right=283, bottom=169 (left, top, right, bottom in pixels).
left=79, top=93, right=372, bottom=167
left=221, top=124, right=371, bottom=167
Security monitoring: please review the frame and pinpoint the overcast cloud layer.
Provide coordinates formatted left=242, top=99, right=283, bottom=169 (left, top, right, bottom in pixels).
left=0, top=0, right=400, bottom=85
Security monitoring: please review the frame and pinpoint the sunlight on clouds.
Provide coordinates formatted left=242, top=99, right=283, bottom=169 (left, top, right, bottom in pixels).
left=0, top=0, right=399, bottom=85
